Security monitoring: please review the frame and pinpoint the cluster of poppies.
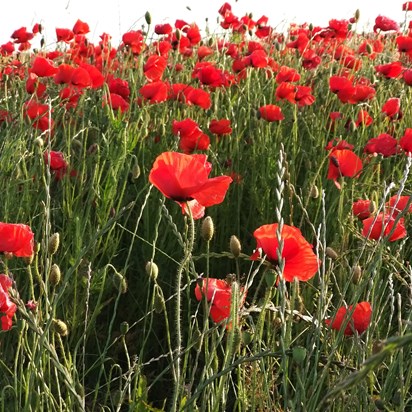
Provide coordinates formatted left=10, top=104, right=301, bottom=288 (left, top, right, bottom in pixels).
left=0, top=223, right=34, bottom=330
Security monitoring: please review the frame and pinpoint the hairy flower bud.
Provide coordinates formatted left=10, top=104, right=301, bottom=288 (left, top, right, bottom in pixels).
left=145, top=261, right=159, bottom=281
left=52, top=319, right=68, bottom=336
left=48, top=232, right=60, bottom=255
left=49, top=263, right=61, bottom=286
left=325, top=247, right=339, bottom=260
left=201, top=216, right=214, bottom=242
left=230, top=235, right=241, bottom=257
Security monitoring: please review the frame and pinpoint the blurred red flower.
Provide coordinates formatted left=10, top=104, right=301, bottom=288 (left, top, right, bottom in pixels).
left=373, top=15, right=399, bottom=32
left=362, top=213, right=407, bottom=241
left=149, top=152, right=232, bottom=219
left=253, top=223, right=319, bottom=282
left=258, top=104, right=284, bottom=122
left=0, top=274, right=17, bottom=331
left=325, top=302, right=372, bottom=336
left=364, top=134, right=399, bottom=157
left=327, top=149, right=362, bottom=188
left=195, top=278, right=246, bottom=323
left=139, top=81, right=168, bottom=104
left=352, top=199, right=373, bottom=220
left=30, top=57, right=58, bottom=78
left=209, top=119, right=232, bottom=136
left=72, top=19, right=90, bottom=35
left=386, top=195, right=412, bottom=216
left=0, top=223, right=34, bottom=258
left=403, top=2, right=412, bottom=10
left=381, top=97, right=401, bottom=120
left=375, top=61, right=403, bottom=79
left=172, top=118, right=210, bottom=153
left=400, top=128, right=412, bottom=154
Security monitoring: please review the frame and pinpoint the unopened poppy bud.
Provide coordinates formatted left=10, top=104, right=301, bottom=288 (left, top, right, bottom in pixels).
left=48, top=232, right=60, bottom=255
left=49, top=263, right=61, bottom=286
left=325, top=247, right=339, bottom=260
left=309, top=185, right=319, bottom=199
left=114, top=272, right=128, bottom=294
left=154, top=285, right=165, bottom=313
left=354, top=9, right=360, bottom=21
left=265, top=269, right=278, bottom=287
left=366, top=43, right=373, bottom=54
left=230, top=235, right=241, bottom=257
left=145, top=261, right=158, bottom=281
left=52, top=319, right=68, bottom=336
left=241, top=331, right=253, bottom=345
left=372, top=339, right=385, bottom=355
left=309, top=23, right=314, bottom=31
left=352, top=265, right=362, bottom=284
left=87, top=143, right=98, bottom=155
left=34, top=137, right=44, bottom=147
left=24, top=254, right=34, bottom=265
left=145, top=11, right=152, bottom=25
left=120, top=321, right=129, bottom=335
left=374, top=398, right=385, bottom=411
left=292, top=346, right=307, bottom=365
left=201, top=216, right=214, bottom=241
left=369, top=200, right=376, bottom=214
left=72, top=139, right=82, bottom=149
left=175, top=29, right=181, bottom=40
left=131, top=163, right=140, bottom=180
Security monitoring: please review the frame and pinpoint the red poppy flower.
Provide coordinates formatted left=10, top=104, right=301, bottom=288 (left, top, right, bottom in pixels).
left=275, top=82, right=296, bottom=103
left=144, top=55, right=167, bottom=82
left=403, top=2, right=412, bottom=10
left=396, top=35, right=412, bottom=53
left=403, top=69, right=412, bottom=86
left=382, top=97, right=401, bottom=119
left=352, top=199, right=373, bottom=220
left=104, top=93, right=130, bottom=113
left=0, top=223, right=34, bottom=258
left=249, top=49, right=268, bottom=68
left=44, top=151, right=69, bottom=180
left=72, top=19, right=90, bottom=35
left=0, top=41, right=15, bottom=56
left=325, top=302, right=372, bottom=336
left=400, top=128, right=412, bottom=154
left=56, top=28, right=74, bottom=43
left=122, top=30, right=145, bottom=54
left=364, top=134, right=399, bottom=157
left=195, top=278, right=246, bottom=324
left=26, top=73, right=46, bottom=99
left=375, top=62, right=403, bottom=79
left=70, top=67, right=92, bottom=88
left=30, top=56, right=58, bottom=77
left=11, top=27, right=34, bottom=43
left=253, top=223, right=319, bottom=282
left=362, top=213, right=407, bottom=241
left=0, top=274, right=17, bottom=331
left=149, top=152, right=232, bottom=219
left=302, top=49, right=321, bottom=70
left=139, top=81, right=168, bottom=104
left=172, top=118, right=210, bottom=153
left=295, top=85, right=315, bottom=107
left=275, top=66, right=301, bottom=83
left=79, top=63, right=104, bottom=89
left=192, top=63, right=228, bottom=88
left=386, top=195, right=412, bottom=216
left=154, top=23, right=173, bottom=35
left=209, top=119, right=232, bottom=136
left=185, top=88, right=212, bottom=109
left=327, top=149, right=362, bottom=188
left=355, top=109, right=373, bottom=127
left=258, top=104, right=284, bottom=122
left=374, top=15, right=399, bottom=32
left=108, top=77, right=130, bottom=100
left=54, top=63, right=75, bottom=84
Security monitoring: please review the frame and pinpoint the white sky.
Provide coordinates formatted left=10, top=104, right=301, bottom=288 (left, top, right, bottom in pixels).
left=1, top=0, right=408, bottom=47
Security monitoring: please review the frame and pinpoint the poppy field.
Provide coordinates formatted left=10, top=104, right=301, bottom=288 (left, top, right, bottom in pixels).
left=1, top=2, right=412, bottom=411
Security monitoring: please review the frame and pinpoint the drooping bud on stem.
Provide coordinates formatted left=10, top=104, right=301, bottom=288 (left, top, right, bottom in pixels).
left=145, top=261, right=159, bottom=281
